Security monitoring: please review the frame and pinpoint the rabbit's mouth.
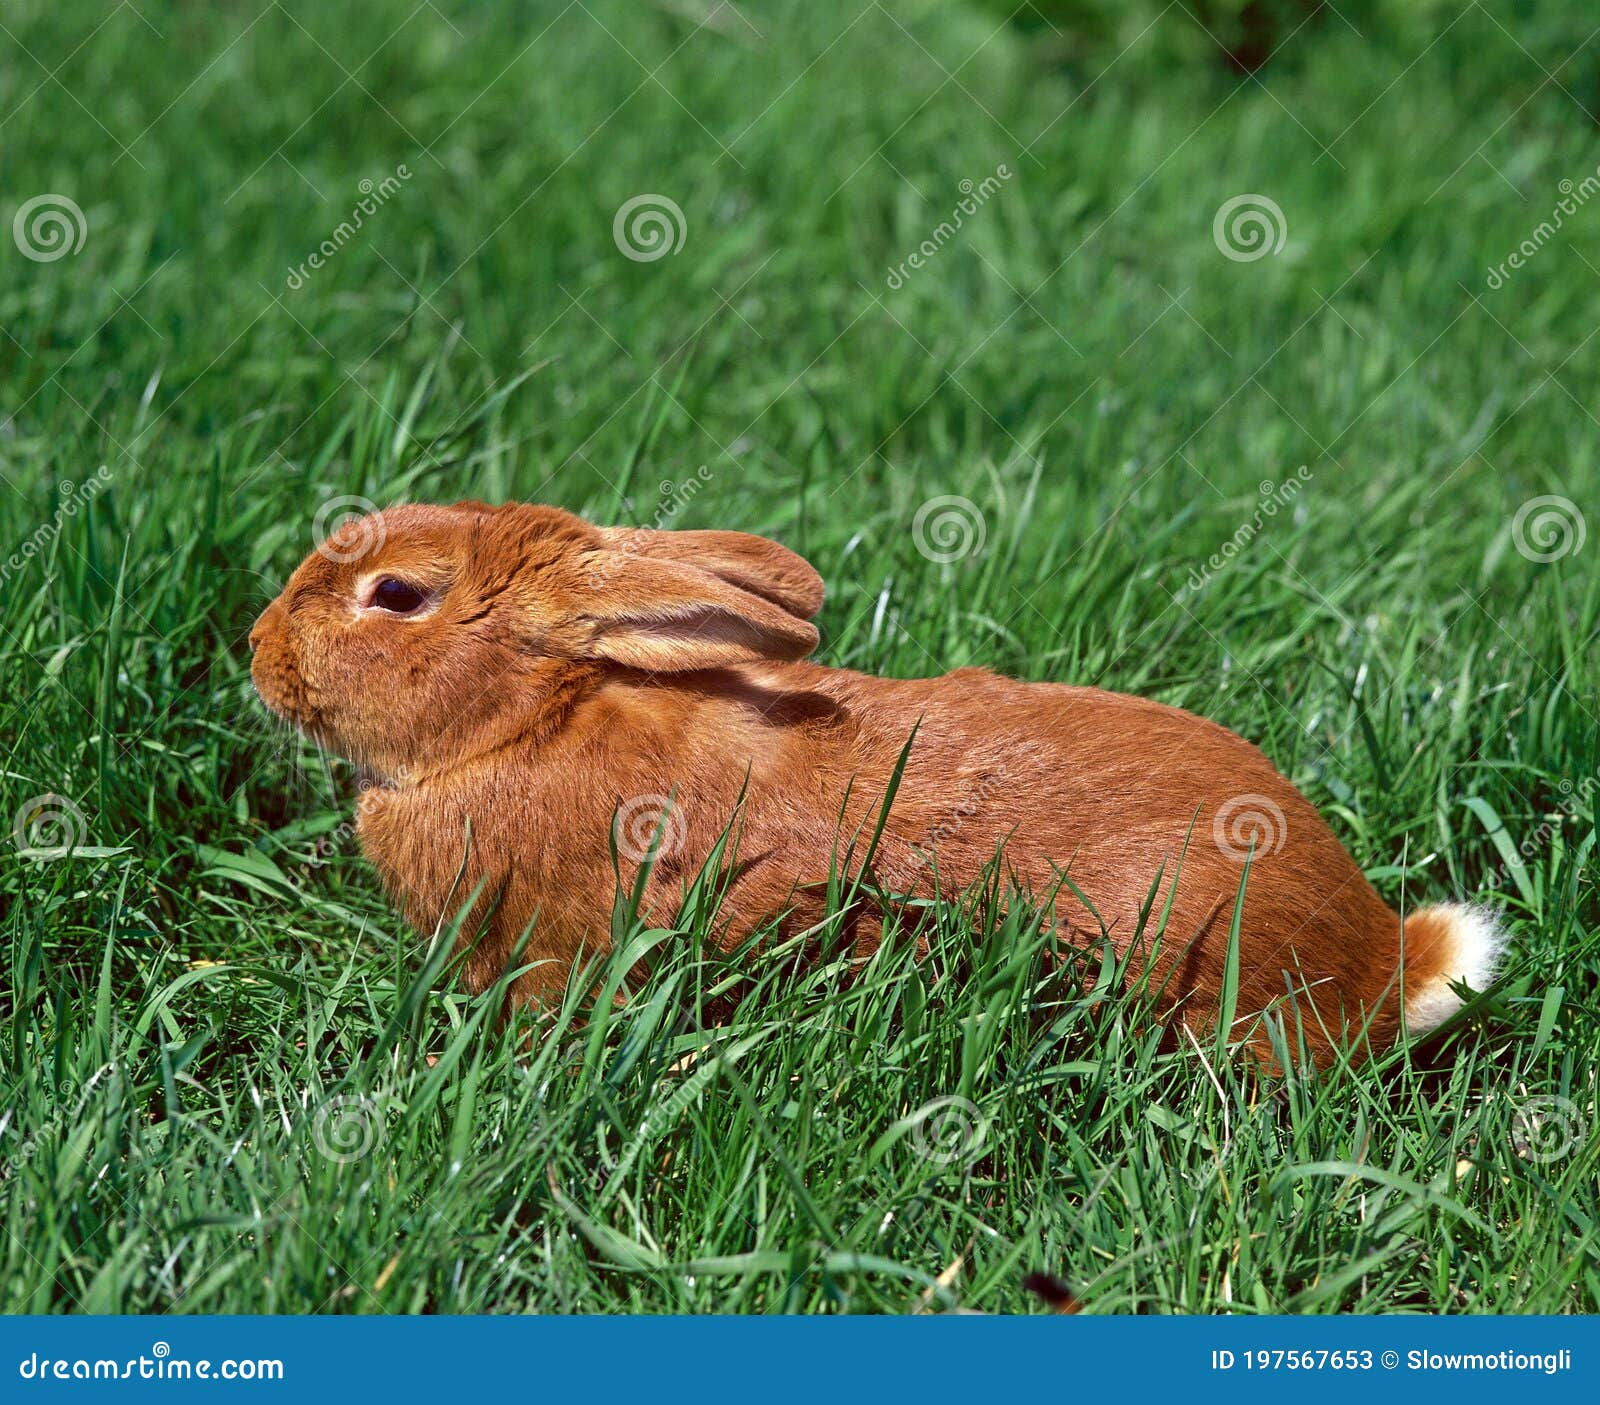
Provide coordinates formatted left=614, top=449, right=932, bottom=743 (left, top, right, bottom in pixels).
left=250, top=646, right=326, bottom=738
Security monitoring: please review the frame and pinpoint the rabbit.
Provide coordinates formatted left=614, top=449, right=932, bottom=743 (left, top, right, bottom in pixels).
left=249, top=499, right=1504, bottom=1057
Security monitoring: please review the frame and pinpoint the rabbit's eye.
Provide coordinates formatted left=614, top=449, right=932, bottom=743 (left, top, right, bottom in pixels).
left=370, top=578, right=429, bottom=614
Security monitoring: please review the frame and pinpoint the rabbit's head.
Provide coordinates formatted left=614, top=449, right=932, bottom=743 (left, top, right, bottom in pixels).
left=249, top=501, right=823, bottom=778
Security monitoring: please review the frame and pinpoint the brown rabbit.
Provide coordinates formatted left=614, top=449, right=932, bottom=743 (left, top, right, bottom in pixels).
left=249, top=499, right=1503, bottom=1056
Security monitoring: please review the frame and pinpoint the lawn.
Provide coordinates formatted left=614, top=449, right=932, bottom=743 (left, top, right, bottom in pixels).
left=1, top=0, right=1598, bottom=1313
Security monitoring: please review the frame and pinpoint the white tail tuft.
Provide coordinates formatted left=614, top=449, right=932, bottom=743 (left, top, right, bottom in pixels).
left=1403, top=902, right=1508, bottom=1033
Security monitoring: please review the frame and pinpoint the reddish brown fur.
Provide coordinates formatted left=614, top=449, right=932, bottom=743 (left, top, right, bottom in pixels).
left=251, top=500, right=1469, bottom=1058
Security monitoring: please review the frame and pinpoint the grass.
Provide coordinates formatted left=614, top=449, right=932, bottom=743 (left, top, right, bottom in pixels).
left=2, top=0, right=1598, bottom=1313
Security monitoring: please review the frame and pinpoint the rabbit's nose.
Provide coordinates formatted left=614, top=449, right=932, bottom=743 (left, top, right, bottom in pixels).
left=248, top=600, right=283, bottom=653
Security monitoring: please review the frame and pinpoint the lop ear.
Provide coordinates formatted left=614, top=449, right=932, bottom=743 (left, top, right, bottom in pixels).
left=570, top=552, right=819, bottom=672
left=597, top=527, right=824, bottom=620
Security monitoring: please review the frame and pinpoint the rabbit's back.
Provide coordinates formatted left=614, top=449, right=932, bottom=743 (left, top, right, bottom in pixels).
left=756, top=663, right=1406, bottom=1042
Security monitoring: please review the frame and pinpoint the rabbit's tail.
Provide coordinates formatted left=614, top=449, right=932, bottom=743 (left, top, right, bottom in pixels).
left=1401, top=902, right=1508, bottom=1033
